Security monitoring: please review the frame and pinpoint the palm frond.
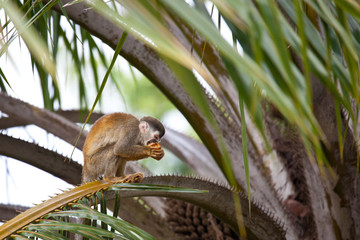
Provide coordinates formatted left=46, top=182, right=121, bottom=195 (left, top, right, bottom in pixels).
left=0, top=179, right=206, bottom=239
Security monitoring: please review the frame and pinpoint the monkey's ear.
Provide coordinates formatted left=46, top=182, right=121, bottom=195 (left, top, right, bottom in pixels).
left=139, top=121, right=149, bottom=133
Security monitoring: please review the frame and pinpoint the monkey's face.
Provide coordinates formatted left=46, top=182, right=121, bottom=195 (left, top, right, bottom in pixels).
left=139, top=121, right=163, bottom=145
left=143, top=129, right=161, bottom=146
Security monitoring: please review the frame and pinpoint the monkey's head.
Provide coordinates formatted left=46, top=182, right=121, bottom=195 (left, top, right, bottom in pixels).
left=139, top=116, right=165, bottom=145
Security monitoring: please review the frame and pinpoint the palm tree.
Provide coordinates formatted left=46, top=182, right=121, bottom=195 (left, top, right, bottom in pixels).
left=0, top=0, right=359, bottom=239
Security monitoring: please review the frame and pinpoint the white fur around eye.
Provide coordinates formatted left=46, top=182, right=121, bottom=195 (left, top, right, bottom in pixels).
left=153, top=130, right=160, bottom=140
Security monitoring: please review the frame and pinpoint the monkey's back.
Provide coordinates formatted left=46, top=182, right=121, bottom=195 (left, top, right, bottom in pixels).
left=82, top=113, right=140, bottom=182
left=83, top=112, right=139, bottom=158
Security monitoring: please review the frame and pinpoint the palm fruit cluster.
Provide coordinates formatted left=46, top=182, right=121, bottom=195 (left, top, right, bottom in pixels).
left=165, top=199, right=240, bottom=240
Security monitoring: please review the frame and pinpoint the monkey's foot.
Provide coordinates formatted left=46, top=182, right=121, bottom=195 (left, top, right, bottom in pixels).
left=104, top=172, right=144, bottom=184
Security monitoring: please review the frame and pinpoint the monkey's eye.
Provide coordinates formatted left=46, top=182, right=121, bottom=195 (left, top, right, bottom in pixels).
left=154, top=134, right=160, bottom=141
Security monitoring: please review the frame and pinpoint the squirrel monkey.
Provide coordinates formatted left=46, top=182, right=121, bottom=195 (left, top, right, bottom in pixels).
left=82, top=112, right=165, bottom=183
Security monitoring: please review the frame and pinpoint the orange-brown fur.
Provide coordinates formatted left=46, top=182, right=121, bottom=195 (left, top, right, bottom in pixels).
left=82, top=112, right=164, bottom=183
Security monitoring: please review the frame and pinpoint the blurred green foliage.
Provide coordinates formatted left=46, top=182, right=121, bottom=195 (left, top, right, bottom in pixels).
left=114, top=66, right=173, bottom=119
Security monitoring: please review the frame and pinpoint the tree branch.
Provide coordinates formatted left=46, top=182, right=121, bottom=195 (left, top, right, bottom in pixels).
left=0, top=133, right=82, bottom=185
left=0, top=204, right=29, bottom=223
left=0, top=92, right=86, bottom=149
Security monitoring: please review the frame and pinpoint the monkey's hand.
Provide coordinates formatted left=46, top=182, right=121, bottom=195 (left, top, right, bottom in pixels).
left=148, top=142, right=164, bottom=160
